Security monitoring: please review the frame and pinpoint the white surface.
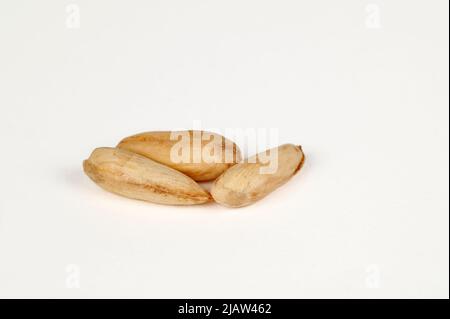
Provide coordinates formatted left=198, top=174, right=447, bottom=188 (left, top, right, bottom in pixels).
left=0, top=0, right=448, bottom=298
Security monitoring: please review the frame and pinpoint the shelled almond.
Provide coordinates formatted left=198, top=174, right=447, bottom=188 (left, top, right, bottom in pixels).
left=210, top=144, right=305, bottom=207
left=83, top=147, right=212, bottom=205
left=117, top=130, right=241, bottom=182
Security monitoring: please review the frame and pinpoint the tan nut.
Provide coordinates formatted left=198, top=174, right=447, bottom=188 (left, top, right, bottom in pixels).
left=83, top=147, right=212, bottom=205
left=211, top=144, right=305, bottom=208
left=117, top=130, right=241, bottom=182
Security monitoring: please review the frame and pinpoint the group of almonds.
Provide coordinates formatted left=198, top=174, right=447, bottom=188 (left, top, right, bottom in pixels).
left=83, top=131, right=305, bottom=208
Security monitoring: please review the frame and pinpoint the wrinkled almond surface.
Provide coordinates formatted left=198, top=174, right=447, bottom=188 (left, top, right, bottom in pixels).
left=117, top=130, right=241, bottom=182
left=83, top=147, right=212, bottom=205
left=211, top=144, right=305, bottom=208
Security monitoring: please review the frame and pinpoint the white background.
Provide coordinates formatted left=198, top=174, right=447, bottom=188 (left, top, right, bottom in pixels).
left=0, top=0, right=448, bottom=298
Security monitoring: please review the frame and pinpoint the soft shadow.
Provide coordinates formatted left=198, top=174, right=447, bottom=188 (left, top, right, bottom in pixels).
left=62, top=166, right=88, bottom=189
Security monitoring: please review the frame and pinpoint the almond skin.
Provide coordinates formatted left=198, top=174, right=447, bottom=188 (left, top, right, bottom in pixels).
left=83, top=147, right=212, bottom=205
left=211, top=144, right=305, bottom=208
left=117, top=131, right=241, bottom=182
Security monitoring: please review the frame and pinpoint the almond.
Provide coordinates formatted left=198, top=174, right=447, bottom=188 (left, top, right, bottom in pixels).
left=117, top=130, right=241, bottom=182
left=211, top=144, right=305, bottom=207
left=83, top=147, right=212, bottom=205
